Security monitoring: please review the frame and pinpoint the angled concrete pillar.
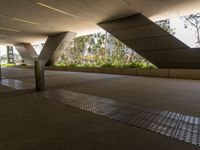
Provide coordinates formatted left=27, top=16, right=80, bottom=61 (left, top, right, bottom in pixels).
left=39, top=32, right=77, bottom=65
left=99, top=14, right=200, bottom=69
left=14, top=43, right=38, bottom=65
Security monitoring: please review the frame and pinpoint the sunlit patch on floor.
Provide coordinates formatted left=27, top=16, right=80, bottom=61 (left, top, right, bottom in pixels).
left=0, top=79, right=34, bottom=90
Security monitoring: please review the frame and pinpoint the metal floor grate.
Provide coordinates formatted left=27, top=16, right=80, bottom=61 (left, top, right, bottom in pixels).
left=36, top=89, right=200, bottom=147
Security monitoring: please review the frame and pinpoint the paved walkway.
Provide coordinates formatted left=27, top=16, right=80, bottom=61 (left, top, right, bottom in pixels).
left=1, top=67, right=200, bottom=150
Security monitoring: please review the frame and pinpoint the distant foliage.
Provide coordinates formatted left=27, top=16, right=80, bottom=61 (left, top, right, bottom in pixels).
left=56, top=32, right=155, bottom=69
left=156, top=19, right=175, bottom=35
left=183, top=13, right=200, bottom=47
left=1, top=63, right=15, bottom=67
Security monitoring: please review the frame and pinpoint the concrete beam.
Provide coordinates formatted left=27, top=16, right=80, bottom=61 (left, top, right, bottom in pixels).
left=14, top=43, right=38, bottom=65
left=39, top=32, right=77, bottom=65
left=98, top=14, right=200, bottom=69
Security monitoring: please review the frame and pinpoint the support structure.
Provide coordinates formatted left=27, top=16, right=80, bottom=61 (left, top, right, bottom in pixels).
left=98, top=14, right=200, bottom=69
left=0, top=46, right=1, bottom=79
left=14, top=32, right=76, bottom=91
left=35, top=59, right=45, bottom=91
left=39, top=32, right=77, bottom=65
left=14, top=32, right=76, bottom=66
left=0, top=55, right=1, bottom=79
left=14, top=43, right=38, bottom=65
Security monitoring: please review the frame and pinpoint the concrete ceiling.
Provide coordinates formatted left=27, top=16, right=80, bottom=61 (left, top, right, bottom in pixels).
left=0, top=0, right=199, bottom=44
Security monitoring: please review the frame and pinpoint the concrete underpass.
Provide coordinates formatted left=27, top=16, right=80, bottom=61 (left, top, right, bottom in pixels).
left=1, top=0, right=200, bottom=149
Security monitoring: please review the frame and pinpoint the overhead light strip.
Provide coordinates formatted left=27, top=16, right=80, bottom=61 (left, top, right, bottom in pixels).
left=0, top=27, right=20, bottom=32
left=13, top=18, right=39, bottom=25
left=36, top=2, right=81, bottom=19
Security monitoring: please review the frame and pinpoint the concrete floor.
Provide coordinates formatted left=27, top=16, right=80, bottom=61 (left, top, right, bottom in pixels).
left=1, top=67, right=200, bottom=150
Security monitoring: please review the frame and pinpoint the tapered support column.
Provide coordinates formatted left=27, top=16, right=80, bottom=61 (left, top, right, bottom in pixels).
left=35, top=59, right=45, bottom=91
left=15, top=32, right=76, bottom=66
left=39, top=32, right=77, bottom=65
left=14, top=43, right=38, bottom=65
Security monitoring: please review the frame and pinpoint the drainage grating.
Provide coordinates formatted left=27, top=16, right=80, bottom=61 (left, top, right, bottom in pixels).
left=0, top=79, right=34, bottom=90
left=36, top=89, right=200, bottom=147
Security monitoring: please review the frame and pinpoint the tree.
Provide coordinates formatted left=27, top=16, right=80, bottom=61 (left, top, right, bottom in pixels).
left=156, top=19, right=175, bottom=35
left=183, top=13, right=200, bottom=47
left=57, top=31, right=154, bottom=67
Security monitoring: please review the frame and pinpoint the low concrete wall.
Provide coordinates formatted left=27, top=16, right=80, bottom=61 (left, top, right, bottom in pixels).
left=45, top=66, right=137, bottom=76
left=13, top=66, right=200, bottom=80
left=169, top=69, right=200, bottom=80
left=46, top=67, right=200, bottom=80
left=137, top=69, right=169, bottom=78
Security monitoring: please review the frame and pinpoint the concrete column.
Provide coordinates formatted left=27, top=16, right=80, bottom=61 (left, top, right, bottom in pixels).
left=35, top=59, right=45, bottom=91
left=14, top=43, right=38, bottom=65
left=0, top=59, right=1, bottom=79
left=39, top=32, right=77, bottom=65
left=0, top=48, right=2, bottom=79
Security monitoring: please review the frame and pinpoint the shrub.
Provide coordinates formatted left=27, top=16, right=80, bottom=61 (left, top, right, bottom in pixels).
left=55, top=62, right=157, bottom=69
left=67, top=64, right=78, bottom=67
left=1, top=63, right=15, bottom=67
left=100, top=64, right=113, bottom=67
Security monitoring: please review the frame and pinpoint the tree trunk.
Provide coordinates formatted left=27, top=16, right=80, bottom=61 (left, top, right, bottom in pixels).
left=126, top=50, right=133, bottom=64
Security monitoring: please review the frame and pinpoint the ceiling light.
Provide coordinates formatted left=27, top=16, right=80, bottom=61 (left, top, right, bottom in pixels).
left=13, top=18, right=39, bottom=25
left=0, top=27, right=20, bottom=32
left=36, top=2, right=81, bottom=19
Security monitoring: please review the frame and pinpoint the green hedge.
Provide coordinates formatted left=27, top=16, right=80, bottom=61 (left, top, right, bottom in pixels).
left=55, top=62, right=157, bottom=69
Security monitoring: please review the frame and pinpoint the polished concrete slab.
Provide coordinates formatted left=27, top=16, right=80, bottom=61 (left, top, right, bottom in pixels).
left=0, top=84, right=14, bottom=93
left=1, top=67, right=200, bottom=150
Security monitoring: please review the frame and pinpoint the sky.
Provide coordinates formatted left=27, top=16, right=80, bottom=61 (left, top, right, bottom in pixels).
left=0, top=15, right=199, bottom=56
left=170, top=16, right=197, bottom=47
